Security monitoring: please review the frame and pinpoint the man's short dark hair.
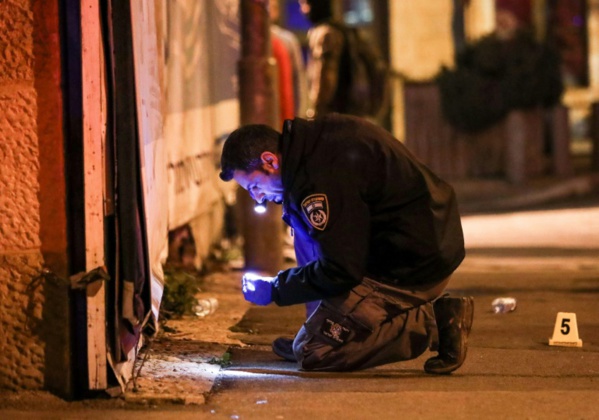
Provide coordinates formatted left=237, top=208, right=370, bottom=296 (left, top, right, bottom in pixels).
left=219, top=124, right=281, bottom=181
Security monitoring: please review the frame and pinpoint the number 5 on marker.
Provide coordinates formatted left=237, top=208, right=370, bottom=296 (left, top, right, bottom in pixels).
left=549, top=312, right=582, bottom=347
left=560, top=318, right=570, bottom=335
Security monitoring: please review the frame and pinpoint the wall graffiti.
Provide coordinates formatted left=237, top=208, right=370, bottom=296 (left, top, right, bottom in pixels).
left=167, top=151, right=214, bottom=195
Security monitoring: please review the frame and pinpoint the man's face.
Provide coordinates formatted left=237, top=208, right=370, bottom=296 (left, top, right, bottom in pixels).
left=233, top=152, right=284, bottom=204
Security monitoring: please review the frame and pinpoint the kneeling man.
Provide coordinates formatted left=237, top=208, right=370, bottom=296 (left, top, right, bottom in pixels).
left=219, top=114, right=473, bottom=373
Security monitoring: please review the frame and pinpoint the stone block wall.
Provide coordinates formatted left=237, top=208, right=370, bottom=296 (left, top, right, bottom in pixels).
left=0, top=0, right=45, bottom=390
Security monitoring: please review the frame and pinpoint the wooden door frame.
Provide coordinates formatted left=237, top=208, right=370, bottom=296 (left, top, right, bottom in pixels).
left=81, top=0, right=108, bottom=390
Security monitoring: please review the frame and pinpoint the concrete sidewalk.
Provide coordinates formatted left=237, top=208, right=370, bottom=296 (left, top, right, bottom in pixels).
left=212, top=267, right=599, bottom=419
left=454, top=172, right=599, bottom=213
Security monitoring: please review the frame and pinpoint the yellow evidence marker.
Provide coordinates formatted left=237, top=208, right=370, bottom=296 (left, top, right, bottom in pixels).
left=549, top=312, right=582, bottom=347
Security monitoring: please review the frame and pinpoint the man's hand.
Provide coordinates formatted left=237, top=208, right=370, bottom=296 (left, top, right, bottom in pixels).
left=242, top=272, right=276, bottom=305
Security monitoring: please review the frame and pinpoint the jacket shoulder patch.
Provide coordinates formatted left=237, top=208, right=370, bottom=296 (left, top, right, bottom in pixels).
left=301, top=194, right=329, bottom=231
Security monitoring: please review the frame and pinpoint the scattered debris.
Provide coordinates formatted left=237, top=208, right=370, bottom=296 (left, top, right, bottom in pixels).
left=491, top=297, right=517, bottom=313
left=207, top=352, right=232, bottom=367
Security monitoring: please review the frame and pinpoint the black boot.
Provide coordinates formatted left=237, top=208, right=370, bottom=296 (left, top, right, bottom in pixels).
left=272, top=337, right=297, bottom=362
left=424, top=296, right=474, bottom=374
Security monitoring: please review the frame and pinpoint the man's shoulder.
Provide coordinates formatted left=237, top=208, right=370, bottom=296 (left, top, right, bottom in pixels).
left=291, top=114, right=381, bottom=145
left=318, top=113, right=375, bottom=131
left=294, top=114, right=353, bottom=138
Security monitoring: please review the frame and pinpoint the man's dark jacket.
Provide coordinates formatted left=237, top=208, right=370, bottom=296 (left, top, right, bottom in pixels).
left=272, top=114, right=465, bottom=306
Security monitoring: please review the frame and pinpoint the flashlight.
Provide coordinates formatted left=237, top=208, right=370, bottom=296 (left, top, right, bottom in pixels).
left=254, top=201, right=267, bottom=214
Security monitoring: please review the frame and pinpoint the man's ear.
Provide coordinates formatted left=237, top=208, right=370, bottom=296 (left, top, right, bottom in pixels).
left=260, top=152, right=280, bottom=173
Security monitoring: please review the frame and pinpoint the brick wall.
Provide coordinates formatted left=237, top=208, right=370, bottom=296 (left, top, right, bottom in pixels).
left=0, top=0, right=45, bottom=390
